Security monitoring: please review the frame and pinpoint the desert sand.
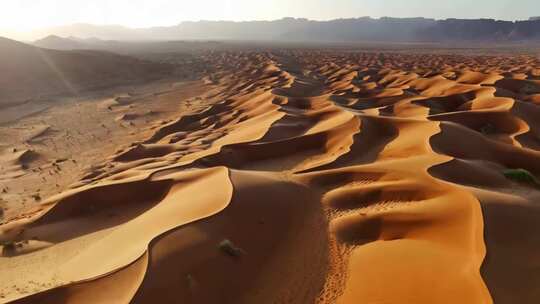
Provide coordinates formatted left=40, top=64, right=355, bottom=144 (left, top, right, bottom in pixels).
left=1, top=48, right=540, bottom=304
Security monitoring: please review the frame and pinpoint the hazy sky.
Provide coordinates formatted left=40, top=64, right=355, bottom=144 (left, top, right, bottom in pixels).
left=0, top=0, right=538, bottom=31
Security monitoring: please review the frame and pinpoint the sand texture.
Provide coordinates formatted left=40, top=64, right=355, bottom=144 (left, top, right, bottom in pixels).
left=1, top=49, right=540, bottom=303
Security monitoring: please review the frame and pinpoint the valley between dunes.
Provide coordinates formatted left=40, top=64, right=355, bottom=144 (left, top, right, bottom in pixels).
left=1, top=49, right=540, bottom=303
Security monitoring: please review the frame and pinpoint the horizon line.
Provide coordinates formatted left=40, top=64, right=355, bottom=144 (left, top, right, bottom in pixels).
left=4, top=15, right=539, bottom=32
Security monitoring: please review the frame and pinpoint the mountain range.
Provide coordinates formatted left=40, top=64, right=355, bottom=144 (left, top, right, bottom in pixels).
left=28, top=17, right=540, bottom=43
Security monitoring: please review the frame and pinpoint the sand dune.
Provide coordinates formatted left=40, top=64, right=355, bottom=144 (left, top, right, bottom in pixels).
left=1, top=49, right=539, bottom=303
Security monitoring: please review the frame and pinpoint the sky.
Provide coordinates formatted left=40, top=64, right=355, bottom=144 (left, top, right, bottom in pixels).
left=0, top=0, right=538, bottom=32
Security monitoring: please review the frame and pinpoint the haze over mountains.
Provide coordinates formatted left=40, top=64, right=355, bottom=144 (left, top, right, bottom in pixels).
left=26, top=17, right=540, bottom=43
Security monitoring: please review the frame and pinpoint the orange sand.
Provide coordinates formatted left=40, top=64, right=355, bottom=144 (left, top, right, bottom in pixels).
left=2, top=50, right=540, bottom=303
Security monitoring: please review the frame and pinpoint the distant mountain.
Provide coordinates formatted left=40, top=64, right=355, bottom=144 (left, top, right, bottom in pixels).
left=30, top=17, right=540, bottom=43
left=33, top=35, right=116, bottom=51
left=30, top=24, right=148, bottom=41
left=0, top=37, right=172, bottom=107
left=33, top=35, right=90, bottom=50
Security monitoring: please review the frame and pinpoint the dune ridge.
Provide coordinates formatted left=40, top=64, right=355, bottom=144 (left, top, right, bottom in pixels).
left=1, top=50, right=540, bottom=303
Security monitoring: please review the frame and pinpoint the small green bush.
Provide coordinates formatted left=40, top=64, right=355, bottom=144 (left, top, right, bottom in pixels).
left=503, top=168, right=539, bottom=185
left=218, top=239, right=245, bottom=258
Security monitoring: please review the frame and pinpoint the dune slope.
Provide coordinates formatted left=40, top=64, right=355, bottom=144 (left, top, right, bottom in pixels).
left=0, top=37, right=172, bottom=108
